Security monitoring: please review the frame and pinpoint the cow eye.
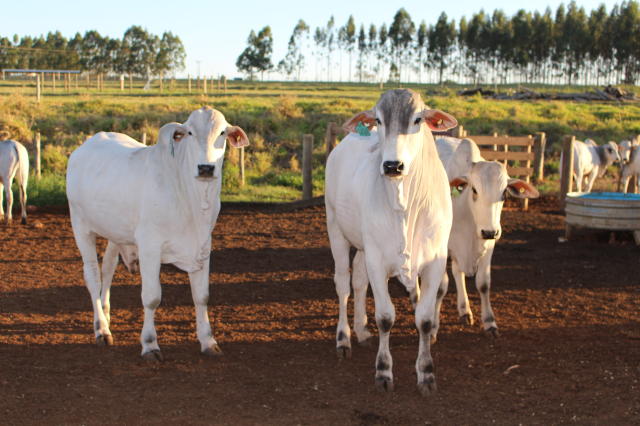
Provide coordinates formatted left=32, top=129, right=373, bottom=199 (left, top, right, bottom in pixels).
left=188, top=131, right=192, bottom=136
left=220, top=130, right=225, bottom=136
left=375, top=118, right=381, bottom=125
left=414, top=117, right=421, bottom=125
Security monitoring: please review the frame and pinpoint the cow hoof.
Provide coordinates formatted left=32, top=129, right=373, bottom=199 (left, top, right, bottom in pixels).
left=417, top=377, right=437, bottom=396
left=336, top=345, right=352, bottom=360
left=96, top=334, right=114, bottom=346
left=21, top=217, right=27, bottom=225
left=460, top=314, right=474, bottom=326
left=485, top=327, right=500, bottom=338
left=430, top=334, right=438, bottom=345
left=374, top=376, right=394, bottom=392
left=202, top=344, right=223, bottom=357
left=142, top=350, right=163, bottom=362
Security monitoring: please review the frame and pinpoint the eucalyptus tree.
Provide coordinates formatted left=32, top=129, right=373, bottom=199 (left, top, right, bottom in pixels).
left=388, top=8, right=415, bottom=82
left=531, top=9, right=553, bottom=83
left=342, top=16, right=356, bottom=81
left=122, top=26, right=159, bottom=80
left=415, top=20, right=428, bottom=83
left=378, top=24, right=389, bottom=82
left=368, top=24, right=378, bottom=80
left=236, top=26, right=274, bottom=80
left=278, top=19, right=310, bottom=80
left=155, top=32, right=186, bottom=78
left=356, top=25, right=367, bottom=82
left=428, top=12, right=456, bottom=84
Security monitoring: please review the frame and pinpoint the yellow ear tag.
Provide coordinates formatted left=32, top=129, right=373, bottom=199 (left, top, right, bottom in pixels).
left=519, top=187, right=525, bottom=193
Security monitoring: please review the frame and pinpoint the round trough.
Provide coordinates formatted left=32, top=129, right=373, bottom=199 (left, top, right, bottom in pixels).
left=565, top=192, right=640, bottom=244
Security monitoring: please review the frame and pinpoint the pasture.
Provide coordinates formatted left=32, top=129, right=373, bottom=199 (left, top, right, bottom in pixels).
left=1, top=198, right=638, bottom=424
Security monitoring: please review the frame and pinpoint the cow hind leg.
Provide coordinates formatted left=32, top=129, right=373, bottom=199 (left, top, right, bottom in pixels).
left=4, top=178, right=13, bottom=223
left=138, top=244, right=163, bottom=361
left=189, top=258, right=222, bottom=356
left=431, top=271, right=449, bottom=344
left=452, top=260, right=473, bottom=325
left=100, top=241, right=121, bottom=330
left=327, top=213, right=352, bottom=359
left=0, top=181, right=4, bottom=221
left=71, top=223, right=112, bottom=345
left=18, top=180, right=27, bottom=225
left=352, top=250, right=372, bottom=345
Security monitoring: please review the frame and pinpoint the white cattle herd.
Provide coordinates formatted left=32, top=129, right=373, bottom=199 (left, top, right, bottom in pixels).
left=0, top=89, right=635, bottom=395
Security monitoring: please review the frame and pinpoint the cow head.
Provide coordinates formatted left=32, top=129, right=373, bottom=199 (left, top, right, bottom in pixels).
left=619, top=140, right=634, bottom=165
left=168, top=106, right=249, bottom=180
left=450, top=162, right=539, bottom=240
left=343, top=89, right=457, bottom=178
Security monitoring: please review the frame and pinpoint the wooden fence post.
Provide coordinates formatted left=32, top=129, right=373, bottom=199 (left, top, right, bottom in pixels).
left=325, top=122, right=338, bottom=162
left=223, top=76, right=227, bottom=94
left=454, top=125, right=464, bottom=138
left=36, top=74, right=41, bottom=102
left=560, top=135, right=575, bottom=208
left=302, top=134, right=314, bottom=200
left=203, top=77, right=207, bottom=94
left=34, top=132, right=41, bottom=180
left=120, top=74, right=124, bottom=91
left=239, top=146, right=245, bottom=186
left=533, top=132, right=546, bottom=182
left=142, top=132, right=147, bottom=145
left=188, top=75, right=192, bottom=93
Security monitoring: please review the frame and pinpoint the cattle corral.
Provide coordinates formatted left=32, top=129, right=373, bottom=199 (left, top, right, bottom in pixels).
left=1, top=198, right=638, bottom=424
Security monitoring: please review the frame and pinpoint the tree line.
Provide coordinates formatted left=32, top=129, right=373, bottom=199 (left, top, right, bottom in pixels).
left=237, top=1, right=640, bottom=85
left=0, top=26, right=185, bottom=81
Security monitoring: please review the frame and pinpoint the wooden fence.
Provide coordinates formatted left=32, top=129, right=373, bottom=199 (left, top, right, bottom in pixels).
left=324, top=122, right=546, bottom=210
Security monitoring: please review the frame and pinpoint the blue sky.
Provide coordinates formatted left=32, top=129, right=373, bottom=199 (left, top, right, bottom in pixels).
left=4, top=0, right=610, bottom=79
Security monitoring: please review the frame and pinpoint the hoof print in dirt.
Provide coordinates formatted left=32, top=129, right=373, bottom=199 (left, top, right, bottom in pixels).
left=202, top=344, right=223, bottom=357
left=460, top=314, right=474, bottom=325
left=374, top=377, right=394, bottom=392
left=336, top=346, right=352, bottom=360
left=96, top=334, right=114, bottom=346
left=142, top=350, right=164, bottom=362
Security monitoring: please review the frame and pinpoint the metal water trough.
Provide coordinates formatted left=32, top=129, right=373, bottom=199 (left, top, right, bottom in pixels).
left=565, top=192, right=640, bottom=245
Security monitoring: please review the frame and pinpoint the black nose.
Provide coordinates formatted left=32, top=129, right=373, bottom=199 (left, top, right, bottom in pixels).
left=481, top=230, right=498, bottom=240
left=197, top=164, right=215, bottom=178
left=383, top=161, right=404, bottom=176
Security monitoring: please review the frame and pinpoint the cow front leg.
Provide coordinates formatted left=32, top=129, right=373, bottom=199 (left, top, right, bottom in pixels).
left=366, top=252, right=395, bottom=392
left=188, top=257, right=222, bottom=356
left=138, top=244, right=163, bottom=361
left=585, top=169, right=598, bottom=193
left=415, top=258, right=446, bottom=396
left=476, top=248, right=498, bottom=337
left=451, top=259, right=473, bottom=325
left=352, top=250, right=372, bottom=345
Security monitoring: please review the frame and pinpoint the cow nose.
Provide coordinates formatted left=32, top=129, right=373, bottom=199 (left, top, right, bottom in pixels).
left=481, top=230, right=498, bottom=240
left=383, top=161, right=404, bottom=176
left=197, top=164, right=215, bottom=178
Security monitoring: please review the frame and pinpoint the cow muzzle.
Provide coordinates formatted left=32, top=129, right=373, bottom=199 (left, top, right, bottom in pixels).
left=197, top=164, right=215, bottom=179
left=382, top=161, right=404, bottom=177
left=480, top=229, right=500, bottom=240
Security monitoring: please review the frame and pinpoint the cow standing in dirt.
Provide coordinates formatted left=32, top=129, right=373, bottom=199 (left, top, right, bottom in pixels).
left=434, top=137, right=539, bottom=339
left=325, top=89, right=457, bottom=395
left=66, top=107, right=248, bottom=360
left=0, top=139, right=29, bottom=225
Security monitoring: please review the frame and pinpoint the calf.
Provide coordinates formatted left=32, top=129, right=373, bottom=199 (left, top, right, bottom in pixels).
left=620, top=144, right=640, bottom=193
left=434, top=137, right=539, bottom=338
left=325, top=89, right=456, bottom=395
left=562, top=139, right=619, bottom=192
left=66, top=107, right=248, bottom=360
left=0, top=139, right=29, bottom=224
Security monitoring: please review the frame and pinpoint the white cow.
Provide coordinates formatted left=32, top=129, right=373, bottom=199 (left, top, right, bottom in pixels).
left=0, top=139, right=29, bottom=224
left=620, top=143, right=640, bottom=193
left=325, top=89, right=456, bottom=395
left=562, top=139, right=620, bottom=192
left=66, top=106, right=249, bottom=360
left=434, top=137, right=539, bottom=338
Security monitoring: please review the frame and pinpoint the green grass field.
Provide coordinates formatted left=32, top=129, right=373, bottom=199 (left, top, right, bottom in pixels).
left=1, top=78, right=637, bottom=206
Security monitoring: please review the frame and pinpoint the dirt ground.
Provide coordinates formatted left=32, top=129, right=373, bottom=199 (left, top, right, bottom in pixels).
left=1, top=197, right=639, bottom=425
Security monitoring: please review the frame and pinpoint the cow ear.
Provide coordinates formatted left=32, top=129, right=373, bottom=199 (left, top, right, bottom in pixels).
left=507, top=178, right=539, bottom=199
left=343, top=110, right=376, bottom=133
left=226, top=126, right=249, bottom=148
left=423, top=109, right=458, bottom=131
left=450, top=176, right=468, bottom=192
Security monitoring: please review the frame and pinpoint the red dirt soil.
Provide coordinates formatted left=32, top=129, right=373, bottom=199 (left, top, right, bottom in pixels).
left=1, top=197, right=639, bottom=425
